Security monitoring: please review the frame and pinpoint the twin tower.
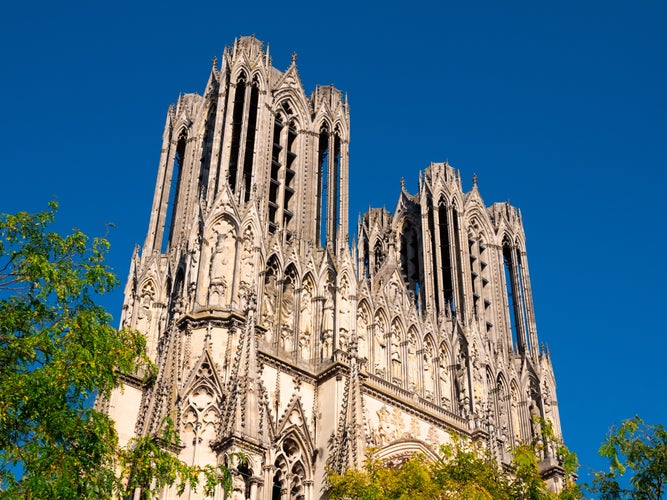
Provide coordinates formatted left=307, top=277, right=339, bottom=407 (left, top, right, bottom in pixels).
left=104, top=36, right=566, bottom=499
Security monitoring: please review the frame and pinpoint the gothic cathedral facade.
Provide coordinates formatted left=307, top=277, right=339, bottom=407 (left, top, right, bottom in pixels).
left=105, top=36, right=565, bottom=499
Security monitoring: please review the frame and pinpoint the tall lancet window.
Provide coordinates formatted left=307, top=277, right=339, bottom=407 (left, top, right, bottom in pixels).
left=503, top=242, right=528, bottom=353
left=332, top=127, right=342, bottom=231
left=400, top=221, right=422, bottom=308
left=268, top=102, right=298, bottom=238
left=317, top=124, right=329, bottom=247
left=242, top=77, right=260, bottom=202
left=268, top=115, right=283, bottom=234
left=438, top=203, right=454, bottom=313
left=162, top=133, right=186, bottom=252
left=515, top=248, right=530, bottom=350
left=282, top=119, right=297, bottom=238
left=228, top=71, right=247, bottom=193
left=452, top=207, right=465, bottom=320
left=427, top=197, right=440, bottom=313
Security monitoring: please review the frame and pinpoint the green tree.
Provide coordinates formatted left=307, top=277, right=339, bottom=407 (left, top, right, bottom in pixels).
left=0, top=204, right=233, bottom=499
left=591, top=416, right=667, bottom=500
left=328, top=431, right=581, bottom=500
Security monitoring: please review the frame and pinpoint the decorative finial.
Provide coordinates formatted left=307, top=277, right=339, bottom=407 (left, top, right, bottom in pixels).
left=400, top=177, right=406, bottom=190
left=211, top=56, right=218, bottom=70
left=291, top=52, right=297, bottom=64
left=472, top=173, right=478, bottom=186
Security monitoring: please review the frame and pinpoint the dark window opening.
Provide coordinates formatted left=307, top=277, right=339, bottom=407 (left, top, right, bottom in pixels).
left=228, top=77, right=246, bottom=192
left=516, top=248, right=530, bottom=351
left=283, top=120, right=297, bottom=234
left=427, top=199, right=439, bottom=313
left=438, top=205, right=454, bottom=312
left=333, top=133, right=341, bottom=231
left=269, top=116, right=283, bottom=234
left=503, top=245, right=520, bottom=353
left=242, top=83, right=259, bottom=202
left=317, top=128, right=329, bottom=247
left=162, top=135, right=185, bottom=252
left=453, top=209, right=465, bottom=320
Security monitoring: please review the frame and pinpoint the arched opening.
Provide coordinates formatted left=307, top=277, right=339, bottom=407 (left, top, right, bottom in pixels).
left=272, top=436, right=309, bottom=500
left=317, top=124, right=329, bottom=247
left=162, top=132, right=186, bottom=252
left=228, top=72, right=247, bottom=193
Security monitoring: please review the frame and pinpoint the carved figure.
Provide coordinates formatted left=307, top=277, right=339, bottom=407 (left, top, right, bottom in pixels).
left=209, top=225, right=235, bottom=305
left=356, top=309, right=368, bottom=360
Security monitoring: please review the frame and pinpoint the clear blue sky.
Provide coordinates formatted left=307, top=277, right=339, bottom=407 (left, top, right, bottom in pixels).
left=2, top=0, right=665, bottom=486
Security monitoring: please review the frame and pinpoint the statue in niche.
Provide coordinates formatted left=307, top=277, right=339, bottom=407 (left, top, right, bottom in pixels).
left=238, top=227, right=255, bottom=304
left=373, top=318, right=387, bottom=377
left=136, top=285, right=154, bottom=334
left=209, top=223, right=236, bottom=306
left=121, top=293, right=134, bottom=328
left=338, top=278, right=351, bottom=345
left=280, top=283, right=295, bottom=352
left=511, top=386, right=521, bottom=440
left=321, top=284, right=334, bottom=359
left=498, top=389, right=509, bottom=435
left=298, top=286, right=313, bottom=360
left=387, top=279, right=402, bottom=311
left=407, top=334, right=418, bottom=392
left=300, top=286, right=313, bottom=335
left=439, top=356, right=451, bottom=407
left=262, top=274, right=277, bottom=342
left=356, top=309, right=368, bottom=360
left=423, top=350, right=435, bottom=401
left=471, top=347, right=484, bottom=408
left=187, top=237, right=200, bottom=308
left=455, top=355, right=470, bottom=417
left=390, top=330, right=401, bottom=383
left=543, top=381, right=553, bottom=415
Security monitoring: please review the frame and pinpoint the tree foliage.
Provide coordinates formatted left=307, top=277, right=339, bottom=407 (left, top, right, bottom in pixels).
left=591, top=416, right=667, bottom=500
left=328, top=431, right=581, bottom=500
left=0, top=204, right=233, bottom=498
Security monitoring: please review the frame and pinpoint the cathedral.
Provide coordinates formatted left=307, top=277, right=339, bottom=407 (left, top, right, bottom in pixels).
left=104, top=35, right=566, bottom=499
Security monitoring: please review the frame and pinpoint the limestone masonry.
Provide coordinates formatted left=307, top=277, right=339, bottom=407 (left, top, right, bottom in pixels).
left=103, top=35, right=566, bottom=499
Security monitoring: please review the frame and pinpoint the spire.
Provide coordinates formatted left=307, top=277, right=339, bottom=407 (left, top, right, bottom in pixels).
left=220, top=293, right=262, bottom=443
left=327, top=357, right=367, bottom=472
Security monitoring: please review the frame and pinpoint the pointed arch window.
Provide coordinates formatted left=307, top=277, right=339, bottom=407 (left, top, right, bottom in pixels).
left=269, top=102, right=299, bottom=239
left=503, top=242, right=528, bottom=353
left=162, top=132, right=186, bottom=252
left=228, top=72, right=247, bottom=193
left=399, top=221, right=422, bottom=308
left=316, top=124, right=329, bottom=247
left=438, top=203, right=454, bottom=313
left=228, top=72, right=260, bottom=200
left=268, top=115, right=283, bottom=234
left=426, top=196, right=440, bottom=313
left=469, top=232, right=491, bottom=328
left=272, top=436, right=309, bottom=500
left=242, top=77, right=260, bottom=202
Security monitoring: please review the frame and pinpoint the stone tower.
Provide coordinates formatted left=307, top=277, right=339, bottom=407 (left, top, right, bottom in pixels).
left=105, top=36, right=566, bottom=499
